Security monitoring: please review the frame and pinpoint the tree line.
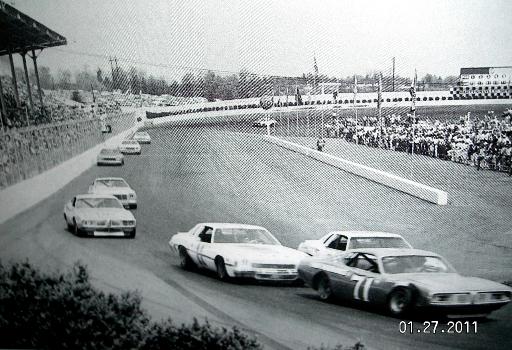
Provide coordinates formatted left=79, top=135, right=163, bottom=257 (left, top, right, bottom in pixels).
left=13, top=64, right=460, bottom=102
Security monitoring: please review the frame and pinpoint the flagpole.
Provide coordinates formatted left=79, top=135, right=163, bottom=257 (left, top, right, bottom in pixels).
left=354, top=76, right=358, bottom=145
left=411, top=69, right=417, bottom=155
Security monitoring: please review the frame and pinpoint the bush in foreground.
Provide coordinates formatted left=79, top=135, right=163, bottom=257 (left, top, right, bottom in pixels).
left=0, top=260, right=261, bottom=350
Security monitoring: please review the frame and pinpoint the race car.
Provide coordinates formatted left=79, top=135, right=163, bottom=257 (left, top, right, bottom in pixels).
left=97, top=148, right=124, bottom=166
left=298, top=231, right=413, bottom=257
left=88, top=177, right=137, bottom=209
left=133, top=131, right=151, bottom=144
left=298, top=248, right=512, bottom=318
left=63, top=194, right=136, bottom=238
left=169, top=223, right=307, bottom=281
left=119, top=140, right=141, bottom=154
left=252, top=117, right=277, bottom=127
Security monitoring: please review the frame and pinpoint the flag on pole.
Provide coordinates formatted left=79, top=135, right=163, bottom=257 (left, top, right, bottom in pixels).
left=377, top=75, right=382, bottom=111
left=353, top=76, right=358, bottom=103
left=409, top=70, right=417, bottom=112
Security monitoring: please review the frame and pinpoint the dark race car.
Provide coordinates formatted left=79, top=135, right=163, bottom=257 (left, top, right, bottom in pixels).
left=298, top=248, right=511, bottom=318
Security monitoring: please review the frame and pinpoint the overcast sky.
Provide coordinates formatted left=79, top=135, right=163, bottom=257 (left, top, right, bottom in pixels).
left=3, top=0, right=512, bottom=80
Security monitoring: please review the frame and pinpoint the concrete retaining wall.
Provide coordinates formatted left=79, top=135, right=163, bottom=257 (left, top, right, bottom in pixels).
left=264, top=136, right=448, bottom=205
left=0, top=125, right=139, bottom=224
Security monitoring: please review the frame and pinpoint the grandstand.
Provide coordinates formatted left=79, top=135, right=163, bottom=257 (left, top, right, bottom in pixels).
left=0, top=0, right=67, bottom=129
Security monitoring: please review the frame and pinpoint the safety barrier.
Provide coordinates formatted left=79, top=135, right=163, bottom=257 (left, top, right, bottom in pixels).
left=263, top=136, right=448, bottom=205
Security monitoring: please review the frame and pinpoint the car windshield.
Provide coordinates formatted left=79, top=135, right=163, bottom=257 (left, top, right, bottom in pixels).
left=135, top=132, right=148, bottom=137
left=213, top=228, right=280, bottom=245
left=75, top=198, right=123, bottom=209
left=100, top=149, right=117, bottom=154
left=96, top=179, right=128, bottom=188
left=381, top=255, right=454, bottom=274
left=349, top=237, right=410, bottom=249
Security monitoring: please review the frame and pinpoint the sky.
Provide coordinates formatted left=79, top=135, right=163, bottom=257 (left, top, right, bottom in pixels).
left=2, top=0, right=512, bottom=81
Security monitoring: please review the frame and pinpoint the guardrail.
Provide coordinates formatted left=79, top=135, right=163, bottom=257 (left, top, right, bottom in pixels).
left=263, top=135, right=448, bottom=205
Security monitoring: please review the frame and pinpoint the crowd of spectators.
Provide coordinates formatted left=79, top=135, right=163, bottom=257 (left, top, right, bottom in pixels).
left=324, top=110, right=512, bottom=174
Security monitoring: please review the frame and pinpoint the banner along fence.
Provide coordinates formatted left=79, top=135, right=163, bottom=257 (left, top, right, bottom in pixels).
left=0, top=112, right=135, bottom=189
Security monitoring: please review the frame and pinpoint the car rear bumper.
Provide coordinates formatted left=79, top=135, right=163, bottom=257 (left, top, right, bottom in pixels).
left=231, top=267, right=299, bottom=281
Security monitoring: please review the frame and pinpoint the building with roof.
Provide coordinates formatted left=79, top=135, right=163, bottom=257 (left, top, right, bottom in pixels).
left=0, top=0, right=67, bottom=129
left=450, top=66, right=512, bottom=100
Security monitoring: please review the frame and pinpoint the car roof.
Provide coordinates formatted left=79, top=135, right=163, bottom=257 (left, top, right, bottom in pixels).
left=199, top=223, right=267, bottom=230
left=327, top=231, right=406, bottom=238
left=348, top=248, right=441, bottom=258
left=75, top=193, right=118, bottom=200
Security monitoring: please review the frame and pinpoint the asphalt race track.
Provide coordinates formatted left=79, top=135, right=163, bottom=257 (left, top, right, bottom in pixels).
left=1, top=122, right=511, bottom=350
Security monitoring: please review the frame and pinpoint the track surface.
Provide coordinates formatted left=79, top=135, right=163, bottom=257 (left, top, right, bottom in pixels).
left=1, top=124, right=511, bottom=350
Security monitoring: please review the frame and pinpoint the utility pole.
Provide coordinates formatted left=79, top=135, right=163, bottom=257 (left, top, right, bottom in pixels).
left=108, top=56, right=115, bottom=90
left=114, top=57, right=120, bottom=91
left=392, top=57, right=395, bottom=92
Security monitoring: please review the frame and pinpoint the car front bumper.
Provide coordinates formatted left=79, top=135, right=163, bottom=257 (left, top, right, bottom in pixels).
left=80, top=226, right=136, bottom=237
left=97, top=158, right=123, bottom=165
left=120, top=148, right=141, bottom=154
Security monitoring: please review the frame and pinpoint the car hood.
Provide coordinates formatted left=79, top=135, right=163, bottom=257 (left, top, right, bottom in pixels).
left=76, top=208, right=134, bottom=220
left=391, top=273, right=511, bottom=293
left=216, top=244, right=307, bottom=263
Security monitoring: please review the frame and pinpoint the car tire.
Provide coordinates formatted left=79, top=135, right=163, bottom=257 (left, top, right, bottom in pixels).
left=128, top=229, right=136, bottom=239
left=215, top=257, right=230, bottom=281
left=73, top=219, right=83, bottom=237
left=387, top=288, right=413, bottom=317
left=64, top=214, right=73, bottom=231
left=317, top=274, right=333, bottom=301
left=121, top=159, right=124, bottom=165
left=179, top=246, right=195, bottom=270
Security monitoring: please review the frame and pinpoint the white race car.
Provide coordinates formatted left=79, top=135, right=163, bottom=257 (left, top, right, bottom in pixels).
left=133, top=131, right=151, bottom=144
left=119, top=140, right=141, bottom=154
left=252, top=117, right=277, bottom=127
left=63, top=194, right=136, bottom=238
left=298, top=231, right=413, bottom=257
left=88, top=177, right=137, bottom=209
left=169, top=223, right=307, bottom=281
left=97, top=148, right=124, bottom=166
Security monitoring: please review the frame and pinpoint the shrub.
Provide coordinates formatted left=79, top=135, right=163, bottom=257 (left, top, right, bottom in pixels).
left=0, top=261, right=262, bottom=350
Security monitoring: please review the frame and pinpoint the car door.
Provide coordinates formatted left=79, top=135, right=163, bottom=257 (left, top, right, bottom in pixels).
left=185, top=224, right=203, bottom=264
left=192, top=226, right=214, bottom=270
left=336, top=253, right=381, bottom=303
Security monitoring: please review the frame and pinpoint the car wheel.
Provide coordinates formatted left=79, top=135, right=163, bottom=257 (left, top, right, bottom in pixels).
left=121, top=159, right=124, bottom=165
left=388, top=288, right=413, bottom=317
left=64, top=214, right=73, bottom=231
left=317, top=274, right=333, bottom=301
left=179, top=247, right=195, bottom=270
left=128, top=229, right=136, bottom=239
left=215, top=257, right=229, bottom=281
left=73, top=219, right=82, bottom=237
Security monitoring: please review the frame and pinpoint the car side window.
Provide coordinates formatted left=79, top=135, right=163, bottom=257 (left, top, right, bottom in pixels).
left=338, top=235, right=348, bottom=251
left=190, top=224, right=202, bottom=236
left=199, top=227, right=213, bottom=243
left=327, top=234, right=340, bottom=249
left=353, top=253, right=379, bottom=273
